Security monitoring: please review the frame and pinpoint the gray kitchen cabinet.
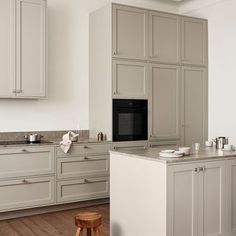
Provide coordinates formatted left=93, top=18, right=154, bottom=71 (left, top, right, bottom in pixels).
left=0, top=0, right=15, bottom=97
left=0, top=0, right=46, bottom=99
left=149, top=64, right=180, bottom=141
left=112, top=4, right=148, bottom=60
left=56, top=142, right=110, bottom=204
left=57, top=176, right=109, bottom=203
left=181, top=17, right=208, bottom=66
left=149, top=12, right=180, bottom=64
left=0, top=176, right=55, bottom=212
left=226, top=159, right=236, bottom=236
left=168, top=160, right=226, bottom=236
left=15, top=0, right=46, bottom=98
left=181, top=66, right=208, bottom=146
left=0, top=145, right=55, bottom=212
left=112, top=60, right=148, bottom=99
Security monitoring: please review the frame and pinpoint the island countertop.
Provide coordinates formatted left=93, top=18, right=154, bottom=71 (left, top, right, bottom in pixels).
left=110, top=146, right=236, bottom=164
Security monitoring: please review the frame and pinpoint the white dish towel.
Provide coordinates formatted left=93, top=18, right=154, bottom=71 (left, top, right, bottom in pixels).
left=59, top=131, right=79, bottom=153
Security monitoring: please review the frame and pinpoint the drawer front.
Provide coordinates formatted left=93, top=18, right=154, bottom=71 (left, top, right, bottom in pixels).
left=56, top=144, right=86, bottom=157
left=0, top=176, right=55, bottom=212
left=85, top=144, right=110, bottom=155
left=0, top=146, right=55, bottom=179
left=57, top=155, right=109, bottom=179
left=57, top=176, right=109, bottom=203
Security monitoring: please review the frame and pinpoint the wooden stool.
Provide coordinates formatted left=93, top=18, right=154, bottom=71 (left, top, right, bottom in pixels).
left=75, top=212, right=102, bottom=236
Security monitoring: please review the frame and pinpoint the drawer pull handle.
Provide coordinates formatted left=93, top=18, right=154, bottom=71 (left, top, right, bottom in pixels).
left=22, top=149, right=27, bottom=152
left=84, top=156, right=89, bottom=160
left=22, top=179, right=30, bottom=184
left=84, top=179, right=90, bottom=183
left=194, top=167, right=200, bottom=173
left=84, top=145, right=89, bottom=149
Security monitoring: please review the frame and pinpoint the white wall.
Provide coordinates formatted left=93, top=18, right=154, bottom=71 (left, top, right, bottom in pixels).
left=183, top=0, right=236, bottom=144
left=0, top=0, right=177, bottom=132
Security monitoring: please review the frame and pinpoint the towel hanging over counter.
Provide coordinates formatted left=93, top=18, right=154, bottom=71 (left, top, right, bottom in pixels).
left=60, top=131, right=79, bottom=153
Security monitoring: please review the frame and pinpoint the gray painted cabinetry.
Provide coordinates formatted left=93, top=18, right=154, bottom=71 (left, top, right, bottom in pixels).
left=90, top=3, right=208, bottom=145
left=0, top=0, right=46, bottom=99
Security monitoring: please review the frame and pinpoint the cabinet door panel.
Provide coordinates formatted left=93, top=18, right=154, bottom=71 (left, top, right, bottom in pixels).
left=149, top=12, right=180, bottom=63
left=16, top=0, right=46, bottom=97
left=112, top=5, right=148, bottom=60
left=199, top=161, right=226, bottom=236
left=150, top=64, right=180, bottom=140
left=181, top=67, right=207, bottom=146
left=167, top=164, right=198, bottom=236
left=0, top=0, right=15, bottom=97
left=182, top=17, right=207, bottom=66
left=113, top=60, right=148, bottom=98
left=226, top=159, right=236, bottom=236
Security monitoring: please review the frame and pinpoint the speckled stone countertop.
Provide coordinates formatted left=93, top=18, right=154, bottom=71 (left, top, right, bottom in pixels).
left=110, top=146, right=236, bottom=164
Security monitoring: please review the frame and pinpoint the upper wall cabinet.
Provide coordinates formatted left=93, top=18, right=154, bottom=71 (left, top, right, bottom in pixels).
left=16, top=0, right=46, bottom=98
left=181, top=17, right=208, bottom=66
left=112, top=60, right=148, bottom=99
left=0, top=0, right=15, bottom=97
left=149, top=12, right=180, bottom=64
left=0, top=0, right=46, bottom=99
left=112, top=5, right=148, bottom=60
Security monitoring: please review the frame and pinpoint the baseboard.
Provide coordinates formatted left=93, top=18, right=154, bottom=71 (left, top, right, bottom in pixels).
left=0, top=198, right=109, bottom=220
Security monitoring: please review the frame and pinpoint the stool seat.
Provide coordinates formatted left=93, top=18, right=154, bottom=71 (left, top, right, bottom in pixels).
left=75, top=211, right=102, bottom=236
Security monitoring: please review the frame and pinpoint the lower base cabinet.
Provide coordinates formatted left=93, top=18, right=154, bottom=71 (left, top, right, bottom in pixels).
left=57, top=176, right=109, bottom=203
left=0, top=176, right=55, bottom=212
left=168, top=160, right=226, bottom=236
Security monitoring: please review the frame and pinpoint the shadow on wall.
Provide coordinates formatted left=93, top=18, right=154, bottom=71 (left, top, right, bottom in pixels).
left=111, top=222, right=123, bottom=236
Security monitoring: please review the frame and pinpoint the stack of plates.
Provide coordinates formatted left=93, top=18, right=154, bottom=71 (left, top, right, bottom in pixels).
left=159, top=150, right=184, bottom=158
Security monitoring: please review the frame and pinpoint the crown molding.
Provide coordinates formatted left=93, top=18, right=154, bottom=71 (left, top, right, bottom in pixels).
left=179, top=0, right=227, bottom=14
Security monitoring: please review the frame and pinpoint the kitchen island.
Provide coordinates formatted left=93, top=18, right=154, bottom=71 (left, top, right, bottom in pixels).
left=110, top=147, right=236, bottom=236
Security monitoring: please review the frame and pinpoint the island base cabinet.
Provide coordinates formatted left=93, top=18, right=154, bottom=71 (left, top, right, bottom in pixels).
left=0, top=176, right=55, bottom=212
left=167, top=160, right=226, bottom=236
left=226, top=159, right=236, bottom=236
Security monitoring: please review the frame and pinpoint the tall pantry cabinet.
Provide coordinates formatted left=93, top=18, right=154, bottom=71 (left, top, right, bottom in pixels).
left=0, top=0, right=46, bottom=99
left=89, top=3, right=208, bottom=145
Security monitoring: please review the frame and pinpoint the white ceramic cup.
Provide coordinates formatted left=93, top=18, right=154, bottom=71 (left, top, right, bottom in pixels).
left=205, top=140, right=213, bottom=147
left=179, top=147, right=191, bottom=156
left=224, top=144, right=232, bottom=151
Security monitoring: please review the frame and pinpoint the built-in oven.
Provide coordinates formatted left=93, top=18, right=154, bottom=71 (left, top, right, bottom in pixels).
left=113, top=99, right=148, bottom=142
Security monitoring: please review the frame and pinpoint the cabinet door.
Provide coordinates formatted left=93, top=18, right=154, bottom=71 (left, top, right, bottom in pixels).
left=167, top=163, right=198, bottom=236
left=182, top=17, right=207, bottom=66
left=16, top=0, right=46, bottom=98
left=149, top=12, right=180, bottom=63
left=112, top=4, right=148, bottom=60
left=181, top=66, right=208, bottom=146
left=0, top=0, right=15, bottom=97
left=226, top=159, right=236, bottom=236
left=199, top=161, right=226, bottom=236
left=112, top=60, right=148, bottom=99
left=149, top=64, right=180, bottom=140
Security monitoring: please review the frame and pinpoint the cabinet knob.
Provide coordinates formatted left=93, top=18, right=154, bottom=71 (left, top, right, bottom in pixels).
left=84, top=145, right=89, bottom=149
left=84, top=179, right=89, bottom=183
left=84, top=156, right=89, bottom=160
left=194, top=167, right=200, bottom=173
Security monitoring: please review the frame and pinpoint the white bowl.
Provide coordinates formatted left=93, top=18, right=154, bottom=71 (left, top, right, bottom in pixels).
left=179, top=147, right=191, bottom=156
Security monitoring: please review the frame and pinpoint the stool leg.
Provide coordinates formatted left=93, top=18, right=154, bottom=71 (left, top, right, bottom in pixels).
left=87, top=228, right=92, bottom=236
left=93, top=227, right=101, bottom=236
left=75, top=227, right=82, bottom=236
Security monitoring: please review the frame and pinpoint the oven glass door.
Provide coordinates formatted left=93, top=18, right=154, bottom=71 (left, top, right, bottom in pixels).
left=113, top=100, right=148, bottom=141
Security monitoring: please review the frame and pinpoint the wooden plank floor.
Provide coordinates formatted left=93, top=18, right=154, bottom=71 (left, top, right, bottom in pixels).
left=0, top=204, right=109, bottom=236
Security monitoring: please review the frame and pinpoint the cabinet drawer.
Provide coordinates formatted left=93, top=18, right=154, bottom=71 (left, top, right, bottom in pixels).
left=0, top=176, right=55, bottom=212
left=0, top=146, right=55, bottom=179
left=57, top=155, right=109, bottom=179
left=57, top=176, right=109, bottom=203
left=56, top=144, right=86, bottom=157
left=85, top=144, right=110, bottom=155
